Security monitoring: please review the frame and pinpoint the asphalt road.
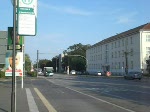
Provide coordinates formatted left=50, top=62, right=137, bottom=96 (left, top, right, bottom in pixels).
left=30, top=74, right=150, bottom=112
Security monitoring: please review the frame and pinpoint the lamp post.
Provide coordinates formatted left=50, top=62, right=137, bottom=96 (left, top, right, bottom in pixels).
left=37, top=50, right=39, bottom=77
left=124, top=51, right=128, bottom=74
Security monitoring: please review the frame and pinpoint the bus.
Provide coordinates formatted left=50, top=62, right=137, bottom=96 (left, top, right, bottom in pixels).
left=43, top=67, right=54, bottom=76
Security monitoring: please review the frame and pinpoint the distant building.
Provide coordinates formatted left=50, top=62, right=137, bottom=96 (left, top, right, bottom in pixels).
left=0, top=31, right=7, bottom=66
left=86, top=23, right=150, bottom=75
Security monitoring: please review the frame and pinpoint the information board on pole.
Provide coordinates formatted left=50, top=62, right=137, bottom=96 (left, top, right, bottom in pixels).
left=17, top=0, right=37, bottom=36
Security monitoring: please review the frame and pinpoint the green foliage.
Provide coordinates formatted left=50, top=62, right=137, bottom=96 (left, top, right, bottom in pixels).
left=27, top=71, right=37, bottom=77
left=38, top=59, right=53, bottom=71
left=0, top=71, right=5, bottom=78
left=143, top=73, right=150, bottom=77
left=25, top=54, right=32, bottom=72
left=62, top=43, right=91, bottom=71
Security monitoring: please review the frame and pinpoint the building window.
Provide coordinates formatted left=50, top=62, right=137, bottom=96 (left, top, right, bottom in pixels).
left=118, top=40, right=120, bottom=47
left=146, top=35, right=150, bottom=42
left=131, top=61, right=133, bottom=69
left=146, top=47, right=150, bottom=55
left=122, top=50, right=124, bottom=57
left=119, top=62, right=120, bottom=69
left=122, top=62, right=124, bottom=68
left=118, top=51, right=120, bottom=57
left=130, top=48, right=133, bottom=56
left=126, top=38, right=128, bottom=45
left=115, top=51, right=117, bottom=58
left=122, top=39, right=124, bottom=46
left=105, top=44, right=108, bottom=50
left=115, top=42, right=117, bottom=48
left=112, top=52, right=113, bottom=58
left=112, top=43, right=113, bottom=49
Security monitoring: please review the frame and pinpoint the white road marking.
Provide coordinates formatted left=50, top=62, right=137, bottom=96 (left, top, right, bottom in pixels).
left=26, top=88, right=39, bottom=112
left=65, top=86, right=136, bottom=112
left=47, top=79, right=136, bottom=112
left=34, top=88, right=57, bottom=112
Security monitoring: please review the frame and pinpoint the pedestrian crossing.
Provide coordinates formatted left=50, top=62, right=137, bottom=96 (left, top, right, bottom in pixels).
left=26, top=88, right=39, bottom=112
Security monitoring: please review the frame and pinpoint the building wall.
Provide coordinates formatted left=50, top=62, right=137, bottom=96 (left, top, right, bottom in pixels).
left=0, top=31, right=7, bottom=64
left=86, top=28, right=150, bottom=74
left=140, top=30, right=150, bottom=73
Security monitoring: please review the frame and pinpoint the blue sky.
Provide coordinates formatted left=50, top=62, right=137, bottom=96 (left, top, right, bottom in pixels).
left=0, top=0, right=150, bottom=63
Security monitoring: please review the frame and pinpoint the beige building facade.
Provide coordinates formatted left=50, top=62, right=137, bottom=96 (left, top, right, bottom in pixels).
left=0, top=31, right=7, bottom=65
left=86, top=23, right=150, bottom=75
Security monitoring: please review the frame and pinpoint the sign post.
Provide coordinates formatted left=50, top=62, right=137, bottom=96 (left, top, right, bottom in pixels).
left=10, top=1, right=37, bottom=112
left=11, top=0, right=17, bottom=112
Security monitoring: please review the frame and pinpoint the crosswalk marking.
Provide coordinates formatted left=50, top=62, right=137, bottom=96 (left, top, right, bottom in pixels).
left=26, top=88, right=39, bottom=112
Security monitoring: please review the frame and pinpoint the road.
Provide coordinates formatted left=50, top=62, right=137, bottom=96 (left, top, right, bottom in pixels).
left=29, top=74, right=150, bottom=112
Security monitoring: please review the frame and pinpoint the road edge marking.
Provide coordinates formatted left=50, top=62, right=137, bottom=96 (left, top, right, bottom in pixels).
left=34, top=88, right=57, bottom=112
left=47, top=79, right=135, bottom=112
left=26, top=88, right=39, bottom=112
left=65, top=86, right=136, bottom=112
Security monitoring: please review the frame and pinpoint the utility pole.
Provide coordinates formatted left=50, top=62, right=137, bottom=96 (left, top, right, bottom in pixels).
left=55, top=56, right=58, bottom=73
left=125, top=52, right=128, bottom=74
left=37, top=50, right=39, bottom=77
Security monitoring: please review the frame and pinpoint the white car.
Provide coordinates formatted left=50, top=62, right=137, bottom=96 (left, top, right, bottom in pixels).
left=70, top=70, right=76, bottom=75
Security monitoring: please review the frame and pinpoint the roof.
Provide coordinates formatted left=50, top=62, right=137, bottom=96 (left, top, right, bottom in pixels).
left=141, top=23, right=150, bottom=30
left=90, top=23, right=150, bottom=48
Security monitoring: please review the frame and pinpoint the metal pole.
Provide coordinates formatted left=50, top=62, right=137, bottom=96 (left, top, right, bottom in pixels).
left=11, top=0, right=16, bottom=111
left=22, top=44, right=25, bottom=89
left=56, top=57, right=57, bottom=73
left=125, top=52, right=128, bottom=74
left=37, top=50, right=39, bottom=77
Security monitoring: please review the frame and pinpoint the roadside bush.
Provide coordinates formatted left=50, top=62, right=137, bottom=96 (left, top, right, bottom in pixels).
left=143, top=73, right=150, bottom=77
left=0, top=71, right=5, bottom=78
left=27, top=71, right=37, bottom=77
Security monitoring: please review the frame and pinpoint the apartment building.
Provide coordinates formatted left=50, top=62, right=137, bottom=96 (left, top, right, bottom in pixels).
left=86, top=23, right=150, bottom=75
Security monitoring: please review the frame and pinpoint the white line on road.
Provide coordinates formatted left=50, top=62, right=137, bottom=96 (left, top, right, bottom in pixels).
left=26, top=88, right=39, bottom=112
left=47, top=79, right=136, bottom=112
left=34, top=88, right=57, bottom=112
left=65, top=86, right=136, bottom=112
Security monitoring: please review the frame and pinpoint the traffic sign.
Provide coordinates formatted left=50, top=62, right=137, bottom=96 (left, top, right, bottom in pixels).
left=17, top=0, right=37, bottom=36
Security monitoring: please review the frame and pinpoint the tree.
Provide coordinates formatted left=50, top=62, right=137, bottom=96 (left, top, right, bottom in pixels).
left=25, top=54, right=31, bottom=72
left=38, top=59, right=53, bottom=71
left=62, top=43, right=91, bottom=71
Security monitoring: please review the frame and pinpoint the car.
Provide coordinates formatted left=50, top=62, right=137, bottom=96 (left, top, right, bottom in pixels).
left=96, top=71, right=102, bottom=76
left=124, top=71, right=142, bottom=80
left=70, top=70, right=76, bottom=75
left=38, top=71, right=43, bottom=76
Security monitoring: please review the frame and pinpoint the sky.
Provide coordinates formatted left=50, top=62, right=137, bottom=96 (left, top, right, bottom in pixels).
left=0, top=0, right=150, bottom=63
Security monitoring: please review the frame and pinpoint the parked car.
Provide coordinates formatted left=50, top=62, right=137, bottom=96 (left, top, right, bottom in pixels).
left=124, top=71, right=142, bottom=80
left=96, top=71, right=102, bottom=76
left=70, top=70, right=76, bottom=75
left=38, top=71, right=43, bottom=76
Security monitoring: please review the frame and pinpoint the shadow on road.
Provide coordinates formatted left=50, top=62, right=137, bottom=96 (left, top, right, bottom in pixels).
left=0, top=108, right=8, bottom=112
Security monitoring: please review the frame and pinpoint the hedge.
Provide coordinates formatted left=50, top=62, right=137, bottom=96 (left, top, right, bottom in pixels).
left=27, top=71, right=37, bottom=77
left=0, top=71, right=5, bottom=78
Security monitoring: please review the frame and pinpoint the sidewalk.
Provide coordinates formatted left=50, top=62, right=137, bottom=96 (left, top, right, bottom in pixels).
left=0, top=78, right=48, bottom=112
left=0, top=79, right=29, bottom=112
